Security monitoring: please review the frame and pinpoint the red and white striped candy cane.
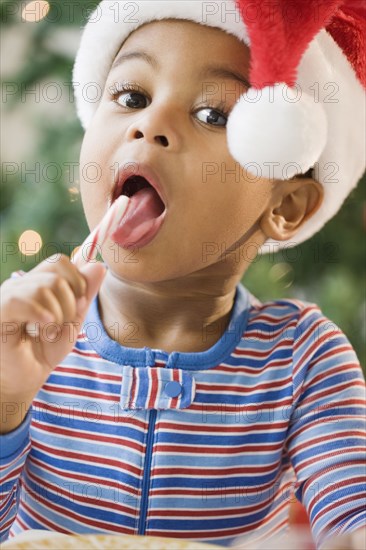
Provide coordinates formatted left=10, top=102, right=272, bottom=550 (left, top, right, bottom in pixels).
left=25, top=195, right=130, bottom=337
left=72, top=195, right=129, bottom=268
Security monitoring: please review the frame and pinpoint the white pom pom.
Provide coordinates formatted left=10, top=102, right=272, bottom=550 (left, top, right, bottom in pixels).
left=226, top=84, right=327, bottom=180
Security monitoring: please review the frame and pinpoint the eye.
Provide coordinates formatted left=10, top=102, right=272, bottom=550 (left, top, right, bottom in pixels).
left=109, top=83, right=150, bottom=109
left=195, top=106, right=228, bottom=127
left=118, top=91, right=149, bottom=109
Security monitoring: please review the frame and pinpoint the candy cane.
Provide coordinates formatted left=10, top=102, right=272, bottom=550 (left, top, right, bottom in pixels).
left=25, top=196, right=130, bottom=337
left=72, top=195, right=129, bottom=268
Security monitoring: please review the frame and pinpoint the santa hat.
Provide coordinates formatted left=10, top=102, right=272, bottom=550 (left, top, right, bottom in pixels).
left=72, top=0, right=365, bottom=252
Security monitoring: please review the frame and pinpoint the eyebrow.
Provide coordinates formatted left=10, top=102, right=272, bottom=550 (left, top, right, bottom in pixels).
left=111, top=51, right=158, bottom=70
left=199, top=66, right=250, bottom=89
left=111, top=50, right=250, bottom=88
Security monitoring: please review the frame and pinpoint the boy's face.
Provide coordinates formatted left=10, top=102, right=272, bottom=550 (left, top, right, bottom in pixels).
left=79, top=19, right=275, bottom=283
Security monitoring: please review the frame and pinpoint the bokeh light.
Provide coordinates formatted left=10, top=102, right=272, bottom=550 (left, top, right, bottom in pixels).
left=269, top=262, right=294, bottom=289
left=21, top=1, right=50, bottom=23
left=69, top=187, right=80, bottom=203
left=18, top=230, right=42, bottom=256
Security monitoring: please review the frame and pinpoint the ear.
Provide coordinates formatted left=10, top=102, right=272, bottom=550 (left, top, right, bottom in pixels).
left=260, top=177, right=324, bottom=241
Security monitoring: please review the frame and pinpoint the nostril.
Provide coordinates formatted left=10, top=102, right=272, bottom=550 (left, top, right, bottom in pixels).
left=132, top=130, right=168, bottom=146
left=156, top=135, right=169, bottom=147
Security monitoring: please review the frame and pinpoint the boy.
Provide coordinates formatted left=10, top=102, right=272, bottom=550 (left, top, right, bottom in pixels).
left=1, top=1, right=365, bottom=548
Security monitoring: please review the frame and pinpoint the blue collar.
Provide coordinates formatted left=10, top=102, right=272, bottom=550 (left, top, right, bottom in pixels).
left=83, top=283, right=250, bottom=370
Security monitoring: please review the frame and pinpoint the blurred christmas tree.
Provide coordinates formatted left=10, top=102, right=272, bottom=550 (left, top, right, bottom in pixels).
left=1, top=0, right=365, bottom=368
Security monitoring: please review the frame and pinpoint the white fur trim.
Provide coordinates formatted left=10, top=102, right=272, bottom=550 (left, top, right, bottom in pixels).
left=72, top=3, right=365, bottom=251
left=227, top=84, right=327, bottom=180
left=259, top=30, right=366, bottom=253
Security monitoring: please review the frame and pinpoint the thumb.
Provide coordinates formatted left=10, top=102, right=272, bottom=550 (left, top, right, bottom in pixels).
left=77, top=262, right=107, bottom=318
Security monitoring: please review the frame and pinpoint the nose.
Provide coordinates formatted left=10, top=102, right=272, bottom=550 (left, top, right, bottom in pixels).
left=133, top=130, right=169, bottom=147
left=126, top=103, right=181, bottom=150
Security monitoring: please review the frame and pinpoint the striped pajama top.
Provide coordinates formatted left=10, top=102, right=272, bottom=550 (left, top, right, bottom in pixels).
left=1, top=283, right=365, bottom=547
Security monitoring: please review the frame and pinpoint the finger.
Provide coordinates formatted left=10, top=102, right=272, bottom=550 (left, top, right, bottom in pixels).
left=3, top=296, right=56, bottom=341
left=76, top=262, right=107, bottom=319
left=34, top=287, right=65, bottom=326
left=32, top=254, right=87, bottom=299
left=1, top=295, right=55, bottom=326
left=48, top=275, right=79, bottom=322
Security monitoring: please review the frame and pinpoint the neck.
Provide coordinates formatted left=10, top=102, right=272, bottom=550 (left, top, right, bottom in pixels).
left=98, top=268, right=242, bottom=353
left=97, top=226, right=265, bottom=354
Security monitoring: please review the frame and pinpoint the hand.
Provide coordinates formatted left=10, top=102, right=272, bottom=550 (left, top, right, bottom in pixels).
left=0, top=254, right=106, bottom=432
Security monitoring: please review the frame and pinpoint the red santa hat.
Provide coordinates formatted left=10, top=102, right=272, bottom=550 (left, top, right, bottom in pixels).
left=72, top=0, right=365, bottom=252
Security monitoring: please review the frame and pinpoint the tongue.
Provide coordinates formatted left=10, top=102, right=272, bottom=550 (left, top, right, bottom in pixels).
left=111, top=187, right=165, bottom=246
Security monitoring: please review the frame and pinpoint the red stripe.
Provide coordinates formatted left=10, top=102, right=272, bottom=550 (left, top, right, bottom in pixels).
left=30, top=454, right=138, bottom=497
left=21, top=499, right=70, bottom=533
left=294, top=447, right=366, bottom=475
left=296, top=381, right=365, bottom=410
left=196, top=377, right=292, bottom=394
left=151, top=463, right=279, bottom=476
left=150, top=476, right=282, bottom=497
left=2, top=516, right=18, bottom=536
left=155, top=420, right=288, bottom=433
left=32, top=399, right=146, bottom=429
left=148, top=368, right=158, bottom=409
left=213, top=363, right=289, bottom=374
left=0, top=445, right=31, bottom=472
left=287, top=428, right=364, bottom=452
left=287, top=399, right=366, bottom=444
left=312, top=490, right=365, bottom=526
left=87, top=238, right=98, bottom=263
left=317, top=504, right=366, bottom=539
left=42, top=384, right=119, bottom=402
left=11, top=514, right=28, bottom=533
left=0, top=465, right=23, bottom=486
left=21, top=490, right=135, bottom=535
left=31, top=422, right=144, bottom=453
left=305, top=472, right=366, bottom=517
left=189, top=397, right=292, bottom=413
left=147, top=498, right=290, bottom=539
left=70, top=348, right=100, bottom=359
left=307, top=348, right=358, bottom=373
left=147, top=493, right=275, bottom=518
left=295, top=316, right=346, bottom=369
left=0, top=489, right=17, bottom=522
left=170, top=368, right=180, bottom=409
left=130, top=370, right=137, bottom=407
left=154, top=442, right=283, bottom=454
left=54, top=364, right=121, bottom=381
left=303, top=362, right=361, bottom=388
left=32, top=439, right=143, bottom=475
left=27, top=468, right=137, bottom=518
left=247, top=312, right=297, bottom=324
left=241, top=328, right=294, bottom=342
left=309, top=346, right=357, bottom=369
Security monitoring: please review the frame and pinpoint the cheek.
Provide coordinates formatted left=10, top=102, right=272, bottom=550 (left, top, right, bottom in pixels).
left=79, top=172, right=106, bottom=234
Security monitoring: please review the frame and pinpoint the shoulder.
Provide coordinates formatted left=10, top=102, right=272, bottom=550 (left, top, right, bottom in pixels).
left=243, top=287, right=360, bottom=367
left=245, top=288, right=324, bottom=335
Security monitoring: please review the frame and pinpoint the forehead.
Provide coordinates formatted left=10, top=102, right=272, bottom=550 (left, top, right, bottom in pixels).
left=111, top=19, right=250, bottom=78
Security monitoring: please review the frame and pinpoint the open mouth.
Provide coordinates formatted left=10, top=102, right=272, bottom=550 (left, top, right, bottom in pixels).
left=119, top=175, right=165, bottom=215
left=111, top=173, right=167, bottom=248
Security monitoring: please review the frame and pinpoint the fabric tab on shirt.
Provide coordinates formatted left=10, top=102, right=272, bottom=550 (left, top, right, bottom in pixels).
left=120, top=365, right=196, bottom=410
